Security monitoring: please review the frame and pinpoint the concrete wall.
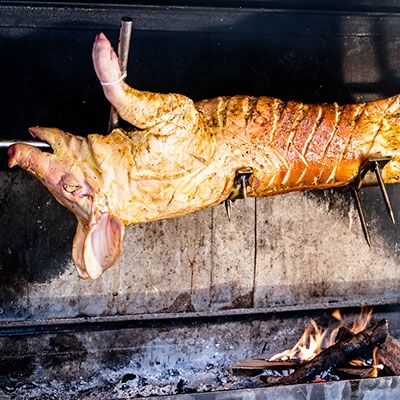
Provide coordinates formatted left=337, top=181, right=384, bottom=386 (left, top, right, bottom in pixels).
left=1, top=168, right=399, bottom=321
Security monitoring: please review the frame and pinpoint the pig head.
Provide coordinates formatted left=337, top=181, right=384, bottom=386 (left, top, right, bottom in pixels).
left=8, top=126, right=125, bottom=279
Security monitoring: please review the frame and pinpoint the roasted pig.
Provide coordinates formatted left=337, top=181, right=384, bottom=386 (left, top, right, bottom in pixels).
left=8, top=33, right=400, bottom=279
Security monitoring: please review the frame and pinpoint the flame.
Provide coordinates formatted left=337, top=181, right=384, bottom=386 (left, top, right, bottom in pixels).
left=350, top=306, right=373, bottom=334
left=349, top=359, right=367, bottom=367
left=331, top=306, right=373, bottom=334
left=269, top=319, right=326, bottom=362
left=349, top=348, right=383, bottom=377
left=269, top=306, right=374, bottom=363
left=369, top=347, right=384, bottom=377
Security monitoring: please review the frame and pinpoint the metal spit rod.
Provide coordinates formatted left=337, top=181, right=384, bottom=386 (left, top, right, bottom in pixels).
left=108, top=16, right=133, bottom=132
left=0, top=140, right=50, bottom=149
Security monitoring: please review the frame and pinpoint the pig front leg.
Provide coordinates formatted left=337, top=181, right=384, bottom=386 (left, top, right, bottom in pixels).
left=92, top=33, right=198, bottom=131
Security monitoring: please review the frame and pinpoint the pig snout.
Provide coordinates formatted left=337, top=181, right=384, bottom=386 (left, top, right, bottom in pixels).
left=8, top=143, right=40, bottom=169
left=8, top=141, right=65, bottom=194
left=7, top=144, right=19, bottom=168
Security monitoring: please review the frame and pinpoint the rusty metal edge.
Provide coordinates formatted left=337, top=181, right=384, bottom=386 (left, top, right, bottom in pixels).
left=1, top=297, right=399, bottom=337
left=144, top=375, right=400, bottom=400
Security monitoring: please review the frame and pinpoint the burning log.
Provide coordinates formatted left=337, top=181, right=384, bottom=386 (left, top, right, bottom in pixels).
left=336, top=349, right=384, bottom=379
left=377, top=334, right=400, bottom=375
left=333, top=326, right=354, bottom=342
left=262, top=319, right=388, bottom=385
left=336, top=365, right=380, bottom=379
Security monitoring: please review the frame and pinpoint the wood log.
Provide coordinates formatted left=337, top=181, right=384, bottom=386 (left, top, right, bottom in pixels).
left=377, top=334, right=400, bottom=375
left=263, top=319, right=388, bottom=385
left=232, top=359, right=298, bottom=376
left=334, top=326, right=354, bottom=342
left=336, top=366, right=376, bottom=379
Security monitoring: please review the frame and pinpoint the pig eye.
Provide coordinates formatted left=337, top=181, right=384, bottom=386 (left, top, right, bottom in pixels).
left=61, top=176, right=89, bottom=198
left=63, top=183, right=81, bottom=193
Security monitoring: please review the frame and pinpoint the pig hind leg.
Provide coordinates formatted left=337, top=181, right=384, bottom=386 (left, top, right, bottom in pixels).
left=92, top=32, right=197, bottom=131
left=92, top=32, right=127, bottom=112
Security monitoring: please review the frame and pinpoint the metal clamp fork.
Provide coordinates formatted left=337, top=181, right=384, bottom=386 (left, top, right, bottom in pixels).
left=351, top=156, right=394, bottom=246
left=224, top=167, right=254, bottom=221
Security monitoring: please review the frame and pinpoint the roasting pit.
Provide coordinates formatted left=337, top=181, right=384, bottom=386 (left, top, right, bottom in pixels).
left=2, top=1, right=400, bottom=398
left=2, top=306, right=400, bottom=399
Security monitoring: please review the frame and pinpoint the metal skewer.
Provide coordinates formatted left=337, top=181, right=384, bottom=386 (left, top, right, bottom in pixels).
left=373, top=160, right=396, bottom=223
left=224, top=199, right=232, bottom=221
left=0, top=140, right=50, bottom=149
left=351, top=187, right=372, bottom=247
left=108, top=16, right=133, bottom=132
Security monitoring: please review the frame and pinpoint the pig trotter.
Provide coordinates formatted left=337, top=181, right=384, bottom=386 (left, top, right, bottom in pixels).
left=92, top=32, right=126, bottom=112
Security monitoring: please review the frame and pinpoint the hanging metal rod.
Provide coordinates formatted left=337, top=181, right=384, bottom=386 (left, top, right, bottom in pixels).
left=108, top=16, right=133, bottom=133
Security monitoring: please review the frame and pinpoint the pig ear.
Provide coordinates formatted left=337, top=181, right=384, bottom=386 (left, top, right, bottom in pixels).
left=72, top=222, right=90, bottom=279
left=72, top=213, right=125, bottom=279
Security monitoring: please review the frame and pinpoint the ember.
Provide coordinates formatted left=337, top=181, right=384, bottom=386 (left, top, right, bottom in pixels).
left=269, top=306, right=374, bottom=363
left=235, top=307, right=400, bottom=385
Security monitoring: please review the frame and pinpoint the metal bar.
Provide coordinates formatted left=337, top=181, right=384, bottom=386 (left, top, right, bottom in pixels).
left=1, top=299, right=399, bottom=338
left=374, top=160, right=396, bottom=224
left=224, top=199, right=232, bottom=221
left=108, top=16, right=133, bottom=132
left=0, top=139, right=50, bottom=149
left=240, top=174, right=247, bottom=202
left=118, top=16, right=133, bottom=79
left=351, top=187, right=371, bottom=247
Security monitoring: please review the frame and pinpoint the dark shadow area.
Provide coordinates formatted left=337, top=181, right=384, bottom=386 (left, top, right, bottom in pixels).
left=0, top=170, right=76, bottom=287
left=7, top=0, right=400, bottom=12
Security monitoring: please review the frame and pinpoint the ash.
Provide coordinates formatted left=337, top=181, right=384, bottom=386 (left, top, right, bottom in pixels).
left=0, top=364, right=263, bottom=399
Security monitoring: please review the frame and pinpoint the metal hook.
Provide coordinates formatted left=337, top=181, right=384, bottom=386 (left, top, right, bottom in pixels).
left=222, top=168, right=254, bottom=221
left=228, top=167, right=254, bottom=201
left=358, top=156, right=395, bottom=224
left=223, top=167, right=254, bottom=221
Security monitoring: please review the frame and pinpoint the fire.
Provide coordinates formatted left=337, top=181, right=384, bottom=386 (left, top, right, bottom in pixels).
left=269, top=319, right=326, bottom=362
left=269, top=306, right=374, bottom=363
left=332, top=305, right=374, bottom=334
left=349, top=347, right=384, bottom=377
